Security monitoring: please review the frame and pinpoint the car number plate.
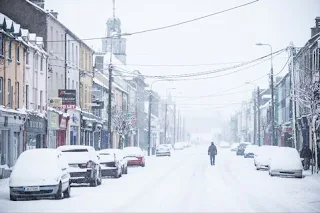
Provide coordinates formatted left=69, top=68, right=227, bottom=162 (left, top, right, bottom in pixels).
left=24, top=186, right=40, bottom=192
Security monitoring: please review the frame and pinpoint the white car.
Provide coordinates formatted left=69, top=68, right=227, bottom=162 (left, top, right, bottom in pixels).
left=174, top=143, right=184, bottom=150
left=269, top=147, right=303, bottom=178
left=9, top=149, right=71, bottom=201
left=57, top=145, right=102, bottom=186
left=244, top=144, right=259, bottom=158
left=230, top=143, right=239, bottom=151
left=98, top=149, right=128, bottom=178
left=156, top=144, right=172, bottom=157
left=254, top=145, right=279, bottom=170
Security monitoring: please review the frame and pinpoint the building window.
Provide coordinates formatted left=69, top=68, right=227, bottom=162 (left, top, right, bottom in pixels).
left=72, top=80, right=74, bottom=89
left=68, top=41, right=70, bottom=62
left=26, top=85, right=29, bottom=109
left=16, top=46, right=20, bottom=63
left=71, top=43, right=74, bottom=64
left=60, top=74, right=63, bottom=89
left=40, top=57, right=43, bottom=71
left=0, top=35, right=4, bottom=56
left=40, top=90, right=43, bottom=112
left=8, top=40, right=12, bottom=59
left=7, top=79, right=11, bottom=108
left=34, top=54, right=38, bottom=70
left=50, top=27, right=53, bottom=50
left=56, top=30, right=59, bottom=53
left=68, top=78, right=70, bottom=89
left=76, top=46, right=78, bottom=67
left=26, top=51, right=29, bottom=65
left=16, top=82, right=19, bottom=108
left=61, top=34, right=63, bottom=55
left=0, top=77, right=3, bottom=105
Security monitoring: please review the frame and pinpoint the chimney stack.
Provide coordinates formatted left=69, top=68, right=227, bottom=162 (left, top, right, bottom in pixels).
left=50, top=10, right=59, bottom=19
left=311, top=17, right=320, bottom=37
left=29, top=0, right=45, bottom=9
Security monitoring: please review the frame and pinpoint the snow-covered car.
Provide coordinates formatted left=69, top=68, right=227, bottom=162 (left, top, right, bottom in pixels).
left=57, top=145, right=102, bottom=186
left=156, top=144, right=172, bottom=157
left=123, top=146, right=146, bottom=167
left=236, top=142, right=251, bottom=156
left=219, top=141, right=230, bottom=148
left=269, top=147, right=303, bottom=178
left=174, top=142, right=184, bottom=150
left=244, top=144, right=259, bottom=158
left=9, top=149, right=71, bottom=201
left=254, top=145, right=279, bottom=170
left=98, top=149, right=128, bottom=178
left=230, top=143, right=240, bottom=151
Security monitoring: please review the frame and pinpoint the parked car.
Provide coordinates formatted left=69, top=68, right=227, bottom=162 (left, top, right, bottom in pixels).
left=254, top=145, right=279, bottom=170
left=174, top=142, right=184, bottom=150
left=156, top=144, right=172, bottom=157
left=269, top=147, right=303, bottom=178
left=9, top=149, right=71, bottom=201
left=123, top=146, right=146, bottom=167
left=244, top=144, right=259, bottom=158
left=230, top=143, right=240, bottom=151
left=98, top=149, right=128, bottom=178
left=57, top=145, right=102, bottom=186
left=236, top=142, right=251, bottom=156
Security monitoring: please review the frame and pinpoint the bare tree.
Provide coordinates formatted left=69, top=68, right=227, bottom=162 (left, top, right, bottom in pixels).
left=112, top=106, right=133, bottom=149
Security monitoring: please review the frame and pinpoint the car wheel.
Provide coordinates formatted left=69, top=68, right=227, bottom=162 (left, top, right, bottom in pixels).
left=55, top=182, right=63, bottom=200
left=97, top=169, right=102, bottom=185
left=141, top=162, right=145, bottom=167
left=10, top=194, right=17, bottom=201
left=63, top=183, right=71, bottom=198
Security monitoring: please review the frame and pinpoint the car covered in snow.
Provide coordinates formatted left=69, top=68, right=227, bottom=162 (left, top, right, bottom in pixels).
left=254, top=145, right=279, bottom=170
left=57, top=145, right=102, bottom=186
left=269, top=147, right=303, bottom=178
left=98, top=149, right=128, bottom=178
left=156, top=144, right=172, bottom=157
left=236, top=142, right=251, bottom=156
left=9, top=149, right=71, bottom=201
left=123, top=146, right=146, bottom=167
left=230, top=143, right=240, bottom=151
left=244, top=144, right=259, bottom=158
left=174, top=142, right=184, bottom=150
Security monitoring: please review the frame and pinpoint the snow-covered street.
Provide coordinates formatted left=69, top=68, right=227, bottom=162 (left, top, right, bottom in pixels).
left=1, top=145, right=320, bottom=213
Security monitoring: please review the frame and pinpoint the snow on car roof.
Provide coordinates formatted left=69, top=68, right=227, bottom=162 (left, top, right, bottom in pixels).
left=57, top=145, right=95, bottom=152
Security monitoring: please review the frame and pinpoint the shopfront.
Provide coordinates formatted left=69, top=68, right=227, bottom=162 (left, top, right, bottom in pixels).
left=0, top=109, right=26, bottom=168
left=24, top=114, right=47, bottom=150
left=56, top=114, right=69, bottom=147
left=47, top=110, right=59, bottom=148
left=67, top=110, right=80, bottom=145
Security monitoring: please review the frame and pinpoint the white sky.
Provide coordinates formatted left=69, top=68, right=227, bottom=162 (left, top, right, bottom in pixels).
left=45, top=0, right=320, bottom=133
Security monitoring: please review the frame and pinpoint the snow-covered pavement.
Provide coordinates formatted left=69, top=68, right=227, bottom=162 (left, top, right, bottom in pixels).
left=1, top=145, right=320, bottom=212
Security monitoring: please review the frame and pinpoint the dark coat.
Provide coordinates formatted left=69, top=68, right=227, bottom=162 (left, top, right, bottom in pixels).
left=208, top=144, right=217, bottom=156
left=300, top=147, right=312, bottom=158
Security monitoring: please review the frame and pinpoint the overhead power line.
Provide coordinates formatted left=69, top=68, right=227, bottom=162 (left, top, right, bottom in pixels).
left=32, top=0, right=259, bottom=43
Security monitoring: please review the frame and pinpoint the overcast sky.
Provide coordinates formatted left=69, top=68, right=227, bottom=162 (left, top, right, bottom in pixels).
left=45, top=0, right=319, bottom=133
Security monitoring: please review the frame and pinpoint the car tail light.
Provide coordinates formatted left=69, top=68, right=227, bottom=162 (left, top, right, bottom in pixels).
left=86, top=160, right=94, bottom=168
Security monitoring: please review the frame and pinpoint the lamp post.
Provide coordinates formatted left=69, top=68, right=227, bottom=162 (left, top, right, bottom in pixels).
left=246, top=82, right=260, bottom=145
left=256, top=43, right=275, bottom=146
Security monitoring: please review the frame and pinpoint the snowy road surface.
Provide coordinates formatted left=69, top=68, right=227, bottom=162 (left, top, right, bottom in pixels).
left=1, top=145, right=320, bottom=212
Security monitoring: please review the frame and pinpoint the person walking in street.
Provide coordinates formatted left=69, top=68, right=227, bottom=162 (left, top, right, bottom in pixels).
left=300, top=144, right=312, bottom=170
left=208, top=142, right=217, bottom=166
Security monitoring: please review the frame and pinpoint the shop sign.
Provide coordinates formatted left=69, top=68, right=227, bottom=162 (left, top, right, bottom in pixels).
left=49, top=112, right=59, bottom=129
left=60, top=118, right=67, bottom=129
left=26, top=116, right=46, bottom=133
left=58, top=89, right=76, bottom=109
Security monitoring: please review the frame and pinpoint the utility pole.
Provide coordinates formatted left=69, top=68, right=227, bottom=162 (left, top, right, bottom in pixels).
left=257, top=86, right=261, bottom=146
left=173, top=104, right=176, bottom=145
left=147, top=91, right=152, bottom=156
left=253, top=90, right=257, bottom=145
left=289, top=45, right=297, bottom=149
left=108, top=64, right=112, bottom=148
left=164, top=103, right=167, bottom=144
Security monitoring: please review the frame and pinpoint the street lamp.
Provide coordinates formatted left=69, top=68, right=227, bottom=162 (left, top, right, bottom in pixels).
left=245, top=82, right=261, bottom=146
left=256, top=42, right=275, bottom=146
